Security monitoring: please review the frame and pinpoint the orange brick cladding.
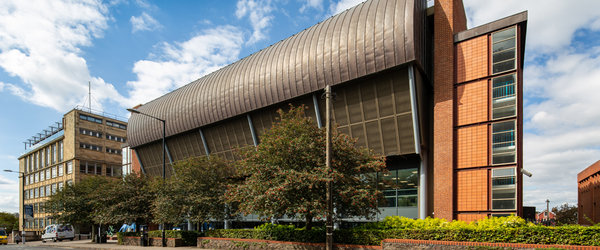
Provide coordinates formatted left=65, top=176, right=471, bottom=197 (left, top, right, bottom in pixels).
left=456, top=36, right=488, bottom=83
left=456, top=80, right=488, bottom=126
left=457, top=169, right=488, bottom=211
left=456, top=125, right=488, bottom=169
left=457, top=213, right=487, bottom=222
left=433, top=0, right=467, bottom=221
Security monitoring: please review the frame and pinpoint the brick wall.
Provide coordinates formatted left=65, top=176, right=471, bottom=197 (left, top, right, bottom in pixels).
left=433, top=0, right=467, bottom=222
left=578, top=161, right=600, bottom=225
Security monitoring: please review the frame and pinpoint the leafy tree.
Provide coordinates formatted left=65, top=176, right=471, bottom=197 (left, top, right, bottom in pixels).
left=226, top=105, right=386, bottom=229
left=44, top=176, right=112, bottom=229
left=101, top=174, right=155, bottom=226
left=151, top=156, right=236, bottom=226
left=0, top=212, right=18, bottom=232
left=552, top=203, right=578, bottom=225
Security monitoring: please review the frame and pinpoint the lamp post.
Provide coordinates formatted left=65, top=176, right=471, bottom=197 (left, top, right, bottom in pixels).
left=4, top=169, right=26, bottom=244
left=127, top=108, right=166, bottom=247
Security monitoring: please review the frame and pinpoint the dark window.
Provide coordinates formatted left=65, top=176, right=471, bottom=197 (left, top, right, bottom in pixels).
left=106, top=121, right=127, bottom=130
left=491, top=27, right=516, bottom=74
left=491, top=168, right=517, bottom=210
left=492, top=120, right=516, bottom=164
left=79, top=114, right=103, bottom=124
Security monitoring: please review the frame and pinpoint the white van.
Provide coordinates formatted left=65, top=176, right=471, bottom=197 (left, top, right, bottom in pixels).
left=42, top=224, right=75, bottom=242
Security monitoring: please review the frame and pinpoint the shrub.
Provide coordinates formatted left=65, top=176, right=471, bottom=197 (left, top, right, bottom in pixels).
left=201, top=217, right=600, bottom=246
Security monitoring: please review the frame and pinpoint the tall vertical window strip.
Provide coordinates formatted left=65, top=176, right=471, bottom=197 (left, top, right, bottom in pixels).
left=492, top=121, right=516, bottom=164
left=492, top=27, right=516, bottom=74
left=46, top=147, right=50, bottom=166
left=24, top=157, right=28, bottom=173
left=491, top=168, right=517, bottom=210
left=52, top=144, right=56, bottom=164
left=59, top=141, right=63, bottom=162
left=492, top=74, right=517, bottom=119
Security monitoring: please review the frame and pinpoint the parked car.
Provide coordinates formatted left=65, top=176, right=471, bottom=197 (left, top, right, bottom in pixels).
left=42, top=224, right=74, bottom=242
left=0, top=228, right=7, bottom=245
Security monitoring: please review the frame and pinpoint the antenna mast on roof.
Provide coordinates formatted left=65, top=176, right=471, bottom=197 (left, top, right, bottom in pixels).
left=88, top=81, right=92, bottom=112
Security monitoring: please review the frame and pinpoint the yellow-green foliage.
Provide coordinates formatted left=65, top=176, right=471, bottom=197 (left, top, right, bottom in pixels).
left=371, top=215, right=530, bottom=230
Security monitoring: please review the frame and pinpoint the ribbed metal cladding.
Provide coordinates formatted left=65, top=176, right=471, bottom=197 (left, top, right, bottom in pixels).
left=128, top=0, right=426, bottom=148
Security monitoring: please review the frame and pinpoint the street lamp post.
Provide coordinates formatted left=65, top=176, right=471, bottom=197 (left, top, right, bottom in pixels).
left=4, top=169, right=26, bottom=244
left=127, top=108, right=166, bottom=247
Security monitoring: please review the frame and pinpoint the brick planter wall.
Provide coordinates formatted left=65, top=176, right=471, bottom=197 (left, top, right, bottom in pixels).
left=123, top=236, right=182, bottom=247
left=196, top=237, right=600, bottom=250
left=197, top=237, right=380, bottom=250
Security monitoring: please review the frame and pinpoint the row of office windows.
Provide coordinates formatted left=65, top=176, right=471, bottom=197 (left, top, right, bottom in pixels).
left=79, top=128, right=127, bottom=143
left=79, top=114, right=127, bottom=130
left=23, top=140, right=64, bottom=173
left=106, top=148, right=122, bottom=155
left=79, top=161, right=122, bottom=177
left=24, top=181, right=70, bottom=200
left=24, top=217, right=59, bottom=229
left=80, top=143, right=102, bottom=151
left=25, top=162, right=73, bottom=186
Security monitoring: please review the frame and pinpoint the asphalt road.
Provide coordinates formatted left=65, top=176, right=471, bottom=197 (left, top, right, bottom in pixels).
left=0, top=245, right=70, bottom=250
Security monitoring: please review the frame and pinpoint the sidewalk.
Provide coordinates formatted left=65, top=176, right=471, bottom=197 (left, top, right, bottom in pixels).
left=11, top=239, right=206, bottom=250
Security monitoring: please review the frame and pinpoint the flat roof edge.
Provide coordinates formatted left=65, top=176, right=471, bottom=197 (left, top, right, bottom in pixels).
left=454, top=11, right=528, bottom=43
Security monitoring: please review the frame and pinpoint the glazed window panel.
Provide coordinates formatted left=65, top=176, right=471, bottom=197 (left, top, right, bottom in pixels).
left=379, top=168, right=418, bottom=208
left=492, top=120, right=516, bottom=164
left=492, top=74, right=517, bottom=119
left=492, top=27, right=516, bottom=74
left=491, top=167, right=516, bottom=210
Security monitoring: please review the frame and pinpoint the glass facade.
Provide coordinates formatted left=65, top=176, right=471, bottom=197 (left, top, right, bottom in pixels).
left=492, top=74, right=516, bottom=119
left=491, top=168, right=517, bottom=210
left=378, top=167, right=419, bottom=219
left=492, top=27, right=516, bottom=74
left=492, top=121, right=516, bottom=164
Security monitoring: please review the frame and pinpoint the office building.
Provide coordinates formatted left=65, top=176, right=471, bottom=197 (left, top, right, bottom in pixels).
left=17, top=108, right=127, bottom=235
left=127, top=0, right=527, bottom=221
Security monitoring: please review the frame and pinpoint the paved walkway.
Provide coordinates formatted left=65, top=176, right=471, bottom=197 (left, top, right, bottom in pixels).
left=9, top=239, right=205, bottom=250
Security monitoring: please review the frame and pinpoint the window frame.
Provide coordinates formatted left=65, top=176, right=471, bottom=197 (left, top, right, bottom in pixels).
left=491, top=167, right=517, bottom=211
left=491, top=120, right=517, bottom=165
left=491, top=26, right=517, bottom=75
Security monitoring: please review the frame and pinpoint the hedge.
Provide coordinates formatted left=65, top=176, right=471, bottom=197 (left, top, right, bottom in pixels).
left=116, top=232, right=138, bottom=245
left=117, top=230, right=202, bottom=246
left=203, top=216, right=600, bottom=246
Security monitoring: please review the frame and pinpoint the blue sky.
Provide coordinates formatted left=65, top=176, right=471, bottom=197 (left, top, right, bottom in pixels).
left=1, top=0, right=599, bottom=214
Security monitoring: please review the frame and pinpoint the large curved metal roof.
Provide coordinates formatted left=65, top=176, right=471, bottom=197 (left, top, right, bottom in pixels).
left=128, top=0, right=426, bottom=148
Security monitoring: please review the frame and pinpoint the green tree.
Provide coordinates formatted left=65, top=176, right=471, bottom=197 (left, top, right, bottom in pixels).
left=552, top=203, right=578, bottom=225
left=0, top=212, right=18, bottom=232
left=151, top=156, right=236, bottom=226
left=226, top=105, right=386, bottom=229
left=101, top=174, right=155, bottom=226
left=44, top=176, right=111, bottom=228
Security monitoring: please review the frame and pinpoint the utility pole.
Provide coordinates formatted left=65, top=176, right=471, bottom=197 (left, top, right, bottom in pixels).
left=325, top=85, right=333, bottom=250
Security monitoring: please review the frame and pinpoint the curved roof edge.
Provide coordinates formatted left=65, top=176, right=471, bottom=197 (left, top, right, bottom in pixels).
left=128, top=0, right=426, bottom=148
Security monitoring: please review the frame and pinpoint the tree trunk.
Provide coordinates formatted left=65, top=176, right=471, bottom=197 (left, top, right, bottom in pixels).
left=305, top=214, right=313, bottom=230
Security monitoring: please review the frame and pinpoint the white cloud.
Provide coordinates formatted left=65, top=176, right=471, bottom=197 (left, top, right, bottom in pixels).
left=236, top=0, right=274, bottom=44
left=463, top=1, right=600, bottom=210
left=328, top=0, right=363, bottom=16
left=0, top=0, right=125, bottom=112
left=464, top=0, right=600, bottom=53
left=299, top=0, right=323, bottom=13
left=124, top=25, right=244, bottom=107
left=130, top=12, right=161, bottom=33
